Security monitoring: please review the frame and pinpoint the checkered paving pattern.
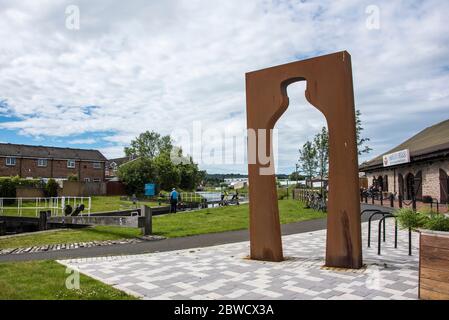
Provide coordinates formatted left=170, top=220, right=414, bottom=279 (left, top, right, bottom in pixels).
left=59, top=220, right=419, bottom=300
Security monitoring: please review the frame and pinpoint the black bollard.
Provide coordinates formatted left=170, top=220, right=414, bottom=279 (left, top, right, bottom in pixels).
left=408, top=227, right=412, bottom=256
left=399, top=195, right=403, bottom=208
left=38, top=211, right=48, bottom=231
left=0, top=221, right=5, bottom=236
left=390, top=194, right=394, bottom=207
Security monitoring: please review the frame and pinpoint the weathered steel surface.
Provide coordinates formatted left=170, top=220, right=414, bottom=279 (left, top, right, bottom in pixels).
left=245, top=51, right=362, bottom=268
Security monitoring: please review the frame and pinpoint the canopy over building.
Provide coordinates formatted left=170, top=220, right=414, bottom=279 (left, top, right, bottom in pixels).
left=359, top=119, right=449, bottom=203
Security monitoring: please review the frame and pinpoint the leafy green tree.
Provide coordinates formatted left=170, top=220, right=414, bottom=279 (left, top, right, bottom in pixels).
left=178, top=158, right=203, bottom=191
left=297, top=109, right=371, bottom=176
left=121, top=131, right=204, bottom=193
left=289, top=171, right=304, bottom=182
left=314, top=126, right=329, bottom=192
left=355, top=110, right=372, bottom=155
left=45, top=179, right=59, bottom=197
left=154, top=153, right=181, bottom=191
left=124, top=131, right=173, bottom=159
left=298, top=141, right=317, bottom=187
left=117, top=157, right=157, bottom=194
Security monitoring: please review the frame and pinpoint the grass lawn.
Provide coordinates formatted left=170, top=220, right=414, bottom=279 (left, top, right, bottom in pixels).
left=0, top=200, right=324, bottom=249
left=88, top=196, right=160, bottom=212
left=152, top=199, right=326, bottom=237
left=0, top=260, right=137, bottom=300
left=0, top=226, right=141, bottom=250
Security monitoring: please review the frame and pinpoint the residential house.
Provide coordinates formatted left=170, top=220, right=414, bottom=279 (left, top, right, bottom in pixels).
left=0, top=143, right=107, bottom=182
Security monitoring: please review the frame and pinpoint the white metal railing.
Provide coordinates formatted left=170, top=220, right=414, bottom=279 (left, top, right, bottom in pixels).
left=0, top=196, right=91, bottom=217
left=180, top=192, right=248, bottom=203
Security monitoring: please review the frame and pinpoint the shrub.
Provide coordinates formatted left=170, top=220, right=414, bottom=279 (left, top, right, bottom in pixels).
left=422, top=195, right=433, bottom=203
left=394, top=208, right=427, bottom=230
left=0, top=178, right=16, bottom=204
left=67, top=174, right=79, bottom=181
left=423, top=213, right=449, bottom=232
left=277, top=188, right=288, bottom=200
left=395, top=208, right=449, bottom=232
left=118, top=157, right=157, bottom=195
left=0, top=177, right=44, bottom=204
left=45, top=179, right=59, bottom=197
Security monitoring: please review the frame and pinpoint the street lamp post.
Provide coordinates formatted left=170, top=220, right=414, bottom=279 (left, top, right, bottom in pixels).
left=295, top=163, right=299, bottom=187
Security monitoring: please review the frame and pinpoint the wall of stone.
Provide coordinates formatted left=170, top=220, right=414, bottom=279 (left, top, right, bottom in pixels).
left=365, top=159, right=449, bottom=202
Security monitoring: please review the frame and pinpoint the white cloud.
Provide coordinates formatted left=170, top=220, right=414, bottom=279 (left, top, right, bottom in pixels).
left=0, top=0, right=448, bottom=173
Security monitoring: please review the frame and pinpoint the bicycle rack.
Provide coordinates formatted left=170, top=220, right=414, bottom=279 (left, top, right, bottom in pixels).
left=360, top=209, right=382, bottom=216
left=377, top=214, right=398, bottom=255
left=367, top=210, right=391, bottom=247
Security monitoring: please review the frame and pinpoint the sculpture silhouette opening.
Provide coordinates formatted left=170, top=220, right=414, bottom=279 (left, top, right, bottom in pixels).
left=246, top=51, right=362, bottom=269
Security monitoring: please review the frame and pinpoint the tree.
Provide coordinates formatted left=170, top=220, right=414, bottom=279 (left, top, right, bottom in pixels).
left=297, top=109, right=371, bottom=175
left=120, top=130, right=204, bottom=193
left=117, top=157, right=157, bottom=194
left=178, top=158, right=203, bottom=191
left=314, top=126, right=329, bottom=193
left=45, top=179, right=59, bottom=197
left=153, top=153, right=180, bottom=191
left=124, top=131, right=173, bottom=159
left=289, top=171, right=304, bottom=182
left=298, top=141, right=317, bottom=187
left=355, top=110, right=372, bottom=155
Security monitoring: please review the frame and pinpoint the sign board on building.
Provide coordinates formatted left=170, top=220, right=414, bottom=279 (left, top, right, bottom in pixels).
left=144, top=183, right=156, bottom=196
left=383, top=149, right=410, bottom=167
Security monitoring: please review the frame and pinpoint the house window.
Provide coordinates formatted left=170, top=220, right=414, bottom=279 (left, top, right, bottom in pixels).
left=84, top=178, right=91, bottom=182
left=67, top=160, right=76, bottom=168
left=37, top=159, right=48, bottom=167
left=93, top=162, right=101, bottom=169
left=6, top=157, right=16, bottom=166
left=93, top=178, right=101, bottom=183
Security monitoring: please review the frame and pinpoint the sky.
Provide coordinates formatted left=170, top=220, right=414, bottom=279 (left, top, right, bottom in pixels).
left=0, top=0, right=448, bottom=174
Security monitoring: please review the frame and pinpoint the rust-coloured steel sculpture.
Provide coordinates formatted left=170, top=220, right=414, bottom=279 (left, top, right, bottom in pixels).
left=246, top=51, right=362, bottom=269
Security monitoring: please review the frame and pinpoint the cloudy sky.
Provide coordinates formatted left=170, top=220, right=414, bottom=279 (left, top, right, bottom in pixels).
left=0, top=0, right=448, bottom=174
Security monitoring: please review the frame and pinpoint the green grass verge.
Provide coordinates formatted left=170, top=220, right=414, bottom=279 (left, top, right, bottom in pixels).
left=0, top=200, right=325, bottom=249
left=152, top=199, right=325, bottom=237
left=0, top=260, right=137, bottom=300
left=0, top=226, right=141, bottom=250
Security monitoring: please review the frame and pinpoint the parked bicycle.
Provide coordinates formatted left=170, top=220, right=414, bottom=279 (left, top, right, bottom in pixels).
left=305, top=192, right=327, bottom=212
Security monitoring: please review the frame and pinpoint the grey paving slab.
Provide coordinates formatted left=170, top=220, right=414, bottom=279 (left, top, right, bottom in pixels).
left=59, top=220, right=419, bottom=300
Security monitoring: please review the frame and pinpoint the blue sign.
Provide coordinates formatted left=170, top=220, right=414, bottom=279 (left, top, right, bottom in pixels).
left=144, top=183, right=156, bottom=196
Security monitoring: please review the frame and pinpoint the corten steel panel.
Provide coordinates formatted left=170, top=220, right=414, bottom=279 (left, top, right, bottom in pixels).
left=245, top=51, right=362, bottom=268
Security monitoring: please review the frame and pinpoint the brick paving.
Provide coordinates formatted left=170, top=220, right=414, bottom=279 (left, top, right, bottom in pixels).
left=59, top=220, right=420, bottom=300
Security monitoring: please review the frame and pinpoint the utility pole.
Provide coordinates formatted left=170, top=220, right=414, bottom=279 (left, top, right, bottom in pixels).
left=295, top=163, right=299, bottom=187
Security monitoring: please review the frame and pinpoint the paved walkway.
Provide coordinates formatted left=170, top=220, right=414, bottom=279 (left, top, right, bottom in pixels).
left=59, top=219, right=419, bottom=300
left=0, top=204, right=389, bottom=262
